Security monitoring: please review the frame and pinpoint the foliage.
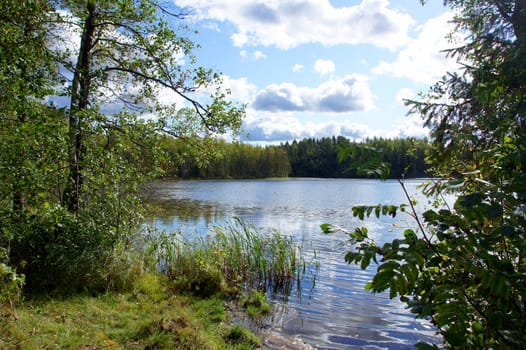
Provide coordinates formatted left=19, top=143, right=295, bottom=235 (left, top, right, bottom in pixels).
left=0, top=0, right=243, bottom=294
left=57, top=0, right=244, bottom=213
left=326, top=1, right=526, bottom=348
left=162, top=137, right=291, bottom=178
left=325, top=180, right=526, bottom=348
left=282, top=136, right=430, bottom=179
left=164, top=136, right=430, bottom=179
left=0, top=248, right=24, bottom=318
left=5, top=204, right=149, bottom=293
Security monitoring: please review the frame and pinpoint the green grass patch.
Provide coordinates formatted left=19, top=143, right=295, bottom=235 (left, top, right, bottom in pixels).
left=243, top=289, right=272, bottom=318
left=224, top=323, right=261, bottom=349
left=0, top=272, right=260, bottom=349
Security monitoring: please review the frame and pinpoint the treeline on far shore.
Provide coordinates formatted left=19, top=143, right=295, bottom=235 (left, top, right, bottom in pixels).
left=161, top=136, right=431, bottom=179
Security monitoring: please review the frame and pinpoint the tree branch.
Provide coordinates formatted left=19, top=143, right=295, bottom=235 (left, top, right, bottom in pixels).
left=398, top=179, right=433, bottom=247
left=102, top=65, right=216, bottom=131
left=153, top=1, right=190, bottom=19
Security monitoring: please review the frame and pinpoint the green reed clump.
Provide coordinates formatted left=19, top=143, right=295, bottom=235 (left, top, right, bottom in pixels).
left=147, top=231, right=225, bottom=297
left=149, top=218, right=309, bottom=298
left=212, top=218, right=306, bottom=296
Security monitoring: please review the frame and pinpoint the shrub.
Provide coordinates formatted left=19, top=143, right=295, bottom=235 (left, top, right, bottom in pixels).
left=5, top=205, right=145, bottom=294
left=0, top=256, right=24, bottom=317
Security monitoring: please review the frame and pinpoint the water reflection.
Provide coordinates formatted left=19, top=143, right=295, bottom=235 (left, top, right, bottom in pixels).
left=143, top=181, right=230, bottom=235
left=142, top=179, right=442, bottom=349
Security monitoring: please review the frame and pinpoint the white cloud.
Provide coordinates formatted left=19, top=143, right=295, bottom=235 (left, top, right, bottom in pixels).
left=252, top=74, right=375, bottom=113
left=220, top=75, right=258, bottom=102
left=174, top=0, right=414, bottom=50
left=314, top=59, right=335, bottom=76
left=240, top=50, right=248, bottom=60
left=241, top=111, right=375, bottom=142
left=373, top=12, right=460, bottom=84
left=241, top=111, right=429, bottom=143
left=389, top=115, right=430, bottom=139
left=202, top=22, right=221, bottom=32
left=240, top=49, right=267, bottom=61
left=253, top=50, right=267, bottom=60
left=395, top=88, right=416, bottom=105
left=293, top=64, right=304, bottom=72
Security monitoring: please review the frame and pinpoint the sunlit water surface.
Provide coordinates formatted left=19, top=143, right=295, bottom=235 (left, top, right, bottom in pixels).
left=143, top=178, right=442, bottom=349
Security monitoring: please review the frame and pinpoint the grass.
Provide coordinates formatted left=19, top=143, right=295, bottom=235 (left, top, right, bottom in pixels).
left=150, top=218, right=311, bottom=299
left=0, top=272, right=260, bottom=349
left=243, top=289, right=272, bottom=318
left=1, top=219, right=315, bottom=349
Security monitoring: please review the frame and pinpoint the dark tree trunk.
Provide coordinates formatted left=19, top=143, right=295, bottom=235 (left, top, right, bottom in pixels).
left=65, top=2, right=96, bottom=214
left=12, top=110, right=27, bottom=213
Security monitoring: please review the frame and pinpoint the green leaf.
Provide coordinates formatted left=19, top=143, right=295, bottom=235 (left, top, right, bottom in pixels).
left=445, top=179, right=464, bottom=189
left=378, top=260, right=400, bottom=273
left=415, top=342, right=440, bottom=350
left=371, top=270, right=394, bottom=293
left=344, top=251, right=359, bottom=264
left=403, top=229, right=417, bottom=243
left=422, top=209, right=440, bottom=223
left=364, top=281, right=374, bottom=291
left=320, top=223, right=332, bottom=234
left=352, top=227, right=368, bottom=242
left=389, top=277, right=399, bottom=298
left=400, top=264, right=417, bottom=285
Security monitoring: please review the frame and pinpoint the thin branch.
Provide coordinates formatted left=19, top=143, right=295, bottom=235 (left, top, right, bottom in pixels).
left=160, top=127, right=181, bottom=139
left=398, top=179, right=434, bottom=248
left=153, top=1, right=190, bottom=19
left=102, top=65, right=216, bottom=131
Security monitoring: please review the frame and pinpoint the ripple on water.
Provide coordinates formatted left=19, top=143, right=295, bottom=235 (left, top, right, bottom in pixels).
left=143, top=179, right=443, bottom=349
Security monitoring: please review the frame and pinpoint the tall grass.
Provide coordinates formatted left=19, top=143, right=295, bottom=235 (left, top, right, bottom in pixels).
left=148, top=218, right=313, bottom=298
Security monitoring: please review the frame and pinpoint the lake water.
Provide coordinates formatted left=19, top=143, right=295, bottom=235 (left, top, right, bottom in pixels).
left=143, top=178, right=441, bottom=349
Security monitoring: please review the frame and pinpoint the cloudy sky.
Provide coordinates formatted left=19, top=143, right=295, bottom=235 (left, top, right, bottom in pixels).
left=172, top=0, right=459, bottom=144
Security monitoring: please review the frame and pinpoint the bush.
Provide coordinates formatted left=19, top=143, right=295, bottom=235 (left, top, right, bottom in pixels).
left=243, top=289, right=271, bottom=318
left=4, top=205, right=144, bottom=294
left=0, top=253, right=24, bottom=317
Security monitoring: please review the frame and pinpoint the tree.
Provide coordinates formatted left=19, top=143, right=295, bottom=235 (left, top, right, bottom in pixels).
left=0, top=0, right=244, bottom=292
left=0, top=0, right=58, bottom=213
left=327, top=1, right=526, bottom=348
left=57, top=0, right=244, bottom=214
left=0, top=0, right=61, bottom=304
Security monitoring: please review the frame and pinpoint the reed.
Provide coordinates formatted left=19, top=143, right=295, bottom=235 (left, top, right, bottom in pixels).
left=149, top=218, right=310, bottom=298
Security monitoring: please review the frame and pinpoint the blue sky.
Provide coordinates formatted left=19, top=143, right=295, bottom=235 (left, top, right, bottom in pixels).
left=171, top=0, right=460, bottom=144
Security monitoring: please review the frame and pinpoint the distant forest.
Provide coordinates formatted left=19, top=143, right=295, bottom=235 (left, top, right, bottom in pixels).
left=162, top=136, right=431, bottom=179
